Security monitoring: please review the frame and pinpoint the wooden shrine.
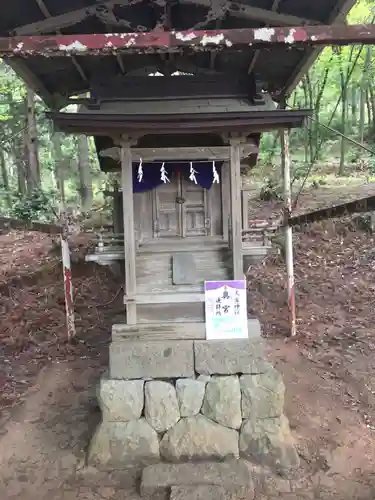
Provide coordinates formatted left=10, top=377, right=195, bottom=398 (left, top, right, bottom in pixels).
left=51, top=77, right=310, bottom=336
left=49, top=79, right=310, bottom=468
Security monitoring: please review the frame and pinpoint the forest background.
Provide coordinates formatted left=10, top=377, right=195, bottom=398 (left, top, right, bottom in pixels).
left=0, top=0, right=373, bottom=222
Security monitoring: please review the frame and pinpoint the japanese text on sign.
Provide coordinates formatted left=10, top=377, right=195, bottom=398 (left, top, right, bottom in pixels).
left=204, top=280, right=248, bottom=340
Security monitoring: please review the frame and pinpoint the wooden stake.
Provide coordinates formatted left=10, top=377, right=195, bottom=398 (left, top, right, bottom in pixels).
left=61, top=233, right=76, bottom=340
left=281, top=129, right=296, bottom=337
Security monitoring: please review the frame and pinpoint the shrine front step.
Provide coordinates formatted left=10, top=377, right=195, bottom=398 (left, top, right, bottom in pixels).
left=124, top=291, right=206, bottom=304
left=136, top=302, right=206, bottom=324
left=140, top=461, right=254, bottom=500
left=111, top=319, right=261, bottom=342
left=169, top=485, right=239, bottom=500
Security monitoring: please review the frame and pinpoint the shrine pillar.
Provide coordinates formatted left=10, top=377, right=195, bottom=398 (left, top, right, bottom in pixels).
left=121, top=139, right=137, bottom=325
left=229, top=137, right=243, bottom=280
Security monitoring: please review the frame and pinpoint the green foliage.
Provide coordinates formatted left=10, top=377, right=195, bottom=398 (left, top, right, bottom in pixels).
left=259, top=178, right=283, bottom=201
left=11, top=189, right=56, bottom=222
left=292, top=164, right=309, bottom=181
left=368, top=157, right=375, bottom=175
left=0, top=61, right=103, bottom=218
left=0, top=0, right=374, bottom=220
left=257, top=0, right=375, bottom=183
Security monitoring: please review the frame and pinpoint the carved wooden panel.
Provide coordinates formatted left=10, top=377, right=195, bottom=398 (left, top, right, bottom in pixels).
left=181, top=176, right=209, bottom=237
left=153, top=174, right=181, bottom=237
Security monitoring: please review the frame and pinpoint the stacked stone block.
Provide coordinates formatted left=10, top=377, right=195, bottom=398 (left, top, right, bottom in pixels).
left=89, top=338, right=299, bottom=473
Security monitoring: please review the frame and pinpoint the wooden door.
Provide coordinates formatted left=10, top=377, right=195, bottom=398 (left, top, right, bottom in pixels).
left=153, top=173, right=181, bottom=237
left=181, top=175, right=210, bottom=237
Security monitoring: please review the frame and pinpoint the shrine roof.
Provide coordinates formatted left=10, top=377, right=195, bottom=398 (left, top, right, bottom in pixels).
left=49, top=98, right=311, bottom=171
left=49, top=105, right=311, bottom=135
left=1, top=0, right=356, bottom=109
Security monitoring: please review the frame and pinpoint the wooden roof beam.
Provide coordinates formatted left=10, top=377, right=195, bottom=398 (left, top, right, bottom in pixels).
left=14, top=0, right=133, bottom=35
left=247, top=0, right=281, bottom=74
left=2, top=25, right=375, bottom=57
left=180, top=0, right=320, bottom=26
left=32, top=0, right=89, bottom=84
left=99, top=144, right=259, bottom=162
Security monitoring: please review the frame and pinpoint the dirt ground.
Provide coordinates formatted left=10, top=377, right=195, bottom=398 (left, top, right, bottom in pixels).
left=1, top=183, right=375, bottom=499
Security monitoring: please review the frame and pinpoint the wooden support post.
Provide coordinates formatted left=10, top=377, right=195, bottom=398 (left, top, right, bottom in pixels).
left=229, top=139, right=243, bottom=280
left=281, top=129, right=296, bottom=337
left=221, top=161, right=230, bottom=242
left=121, top=139, right=137, bottom=324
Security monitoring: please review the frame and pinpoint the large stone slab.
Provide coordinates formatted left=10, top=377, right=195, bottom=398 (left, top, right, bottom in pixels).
left=160, top=415, right=239, bottom=462
left=110, top=340, right=194, bottom=379
left=99, top=377, right=144, bottom=422
left=176, top=378, right=205, bottom=417
left=170, top=485, right=243, bottom=500
left=144, top=381, right=180, bottom=432
left=239, top=415, right=300, bottom=472
left=140, top=460, right=254, bottom=500
left=88, top=418, right=160, bottom=468
left=240, top=368, right=285, bottom=419
left=194, top=339, right=270, bottom=375
left=201, top=376, right=242, bottom=429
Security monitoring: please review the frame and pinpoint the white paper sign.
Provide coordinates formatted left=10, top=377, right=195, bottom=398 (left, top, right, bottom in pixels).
left=204, top=280, right=248, bottom=340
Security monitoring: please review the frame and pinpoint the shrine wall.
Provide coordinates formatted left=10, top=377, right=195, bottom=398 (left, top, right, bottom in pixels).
left=136, top=248, right=231, bottom=291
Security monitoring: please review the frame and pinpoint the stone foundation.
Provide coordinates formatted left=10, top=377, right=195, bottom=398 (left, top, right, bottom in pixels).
left=88, top=337, right=299, bottom=473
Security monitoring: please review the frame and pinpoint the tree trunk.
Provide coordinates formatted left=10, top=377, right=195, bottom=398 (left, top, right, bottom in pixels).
left=77, top=135, right=93, bottom=211
left=359, top=86, right=365, bottom=142
left=359, top=47, right=372, bottom=142
left=266, top=132, right=279, bottom=165
left=339, top=51, right=347, bottom=176
left=52, top=132, right=65, bottom=203
left=366, top=87, right=372, bottom=132
left=351, top=86, right=357, bottom=125
left=0, top=148, right=11, bottom=208
left=25, top=88, right=40, bottom=192
left=339, top=99, right=347, bottom=176
left=369, top=84, right=375, bottom=133
left=13, top=139, right=26, bottom=196
left=302, top=74, right=314, bottom=163
left=302, top=78, right=309, bottom=163
left=313, top=53, right=333, bottom=156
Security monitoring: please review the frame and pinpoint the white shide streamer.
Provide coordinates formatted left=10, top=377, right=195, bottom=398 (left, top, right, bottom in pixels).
left=212, top=161, right=220, bottom=183
left=189, top=161, right=198, bottom=184
left=160, top=162, right=170, bottom=183
left=137, top=158, right=143, bottom=182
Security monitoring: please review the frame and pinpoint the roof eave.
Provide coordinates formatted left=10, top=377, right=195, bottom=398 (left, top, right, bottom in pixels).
left=48, top=109, right=312, bottom=135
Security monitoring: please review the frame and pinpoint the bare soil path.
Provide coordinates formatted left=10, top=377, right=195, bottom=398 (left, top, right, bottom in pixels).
left=0, top=355, right=141, bottom=500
